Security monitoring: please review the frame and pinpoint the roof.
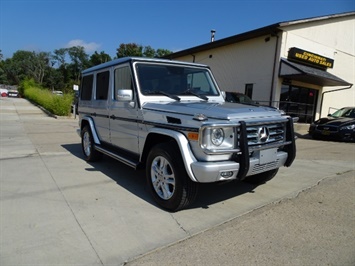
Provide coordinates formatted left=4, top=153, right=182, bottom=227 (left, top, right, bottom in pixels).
left=164, top=11, right=355, bottom=59
left=82, top=57, right=209, bottom=74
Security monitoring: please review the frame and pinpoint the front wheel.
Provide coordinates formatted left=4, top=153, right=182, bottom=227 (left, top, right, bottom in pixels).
left=146, top=142, right=198, bottom=212
left=81, top=126, right=102, bottom=162
left=243, top=169, right=279, bottom=185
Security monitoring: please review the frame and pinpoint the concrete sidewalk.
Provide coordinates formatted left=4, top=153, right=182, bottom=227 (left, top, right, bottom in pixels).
left=1, top=97, right=354, bottom=266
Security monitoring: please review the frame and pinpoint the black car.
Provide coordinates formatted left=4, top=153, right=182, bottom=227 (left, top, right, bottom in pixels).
left=224, top=91, right=286, bottom=115
left=224, top=92, right=256, bottom=105
left=309, top=107, right=355, bottom=142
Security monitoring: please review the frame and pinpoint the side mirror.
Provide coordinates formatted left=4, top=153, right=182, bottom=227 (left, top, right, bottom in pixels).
left=221, top=91, right=226, bottom=99
left=116, top=89, right=133, bottom=102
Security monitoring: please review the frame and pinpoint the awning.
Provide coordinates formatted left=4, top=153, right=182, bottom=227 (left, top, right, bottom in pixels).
left=279, top=59, right=352, bottom=87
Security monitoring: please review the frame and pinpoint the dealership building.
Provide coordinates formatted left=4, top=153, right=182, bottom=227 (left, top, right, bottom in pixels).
left=165, top=12, right=354, bottom=123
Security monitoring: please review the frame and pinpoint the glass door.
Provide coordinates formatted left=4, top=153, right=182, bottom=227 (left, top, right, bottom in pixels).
left=280, top=84, right=318, bottom=123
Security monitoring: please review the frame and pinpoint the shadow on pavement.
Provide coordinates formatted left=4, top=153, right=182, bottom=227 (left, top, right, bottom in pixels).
left=62, top=143, right=256, bottom=211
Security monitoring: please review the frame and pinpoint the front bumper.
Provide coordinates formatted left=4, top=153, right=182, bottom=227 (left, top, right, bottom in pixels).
left=310, top=123, right=355, bottom=141
left=191, top=150, right=288, bottom=183
left=311, top=128, right=355, bottom=141
left=188, top=117, right=296, bottom=183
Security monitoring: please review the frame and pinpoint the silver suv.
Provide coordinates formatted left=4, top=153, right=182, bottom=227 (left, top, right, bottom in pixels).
left=77, top=57, right=296, bottom=211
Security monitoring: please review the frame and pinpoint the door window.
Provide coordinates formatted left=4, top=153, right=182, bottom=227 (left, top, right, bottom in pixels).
left=114, top=66, right=133, bottom=100
left=96, top=71, right=110, bottom=100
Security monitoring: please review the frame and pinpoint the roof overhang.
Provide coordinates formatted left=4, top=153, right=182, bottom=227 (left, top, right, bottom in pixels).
left=164, top=24, right=282, bottom=59
left=279, top=59, right=352, bottom=87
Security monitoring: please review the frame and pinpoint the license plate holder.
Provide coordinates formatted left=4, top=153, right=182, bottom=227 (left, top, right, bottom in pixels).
left=259, top=148, right=277, bottom=164
left=322, top=130, right=330, bottom=136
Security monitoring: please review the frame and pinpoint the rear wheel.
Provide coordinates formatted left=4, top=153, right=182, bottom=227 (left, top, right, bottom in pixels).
left=81, top=126, right=102, bottom=162
left=243, top=169, right=279, bottom=185
left=146, top=142, right=198, bottom=211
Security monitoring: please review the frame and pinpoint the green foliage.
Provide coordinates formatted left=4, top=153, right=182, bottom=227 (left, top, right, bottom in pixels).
left=1, top=43, right=172, bottom=89
left=116, top=43, right=143, bottom=58
left=90, top=51, right=112, bottom=66
left=21, top=78, right=74, bottom=116
left=116, top=43, right=172, bottom=58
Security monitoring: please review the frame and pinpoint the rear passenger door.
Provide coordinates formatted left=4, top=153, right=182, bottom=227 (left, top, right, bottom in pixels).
left=92, top=69, right=111, bottom=143
left=109, top=64, right=140, bottom=155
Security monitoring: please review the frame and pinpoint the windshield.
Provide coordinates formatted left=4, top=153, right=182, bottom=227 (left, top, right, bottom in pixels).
left=136, top=63, right=219, bottom=98
left=331, top=108, right=355, bottom=118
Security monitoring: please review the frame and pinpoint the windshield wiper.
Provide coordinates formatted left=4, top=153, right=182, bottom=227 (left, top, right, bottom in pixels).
left=145, top=90, right=180, bottom=101
left=181, top=89, right=208, bottom=101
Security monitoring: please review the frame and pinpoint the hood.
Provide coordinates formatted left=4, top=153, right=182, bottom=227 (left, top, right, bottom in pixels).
left=317, top=116, right=355, bottom=127
left=142, top=101, right=282, bottom=120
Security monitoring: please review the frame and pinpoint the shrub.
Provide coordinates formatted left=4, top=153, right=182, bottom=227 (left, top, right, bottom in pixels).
left=21, top=78, right=74, bottom=116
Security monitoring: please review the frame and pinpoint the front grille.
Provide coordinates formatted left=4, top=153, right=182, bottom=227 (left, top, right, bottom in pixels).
left=251, top=159, right=279, bottom=175
left=246, top=123, right=285, bottom=146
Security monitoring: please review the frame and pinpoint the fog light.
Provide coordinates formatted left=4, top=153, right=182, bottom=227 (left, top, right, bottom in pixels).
left=220, top=171, right=233, bottom=178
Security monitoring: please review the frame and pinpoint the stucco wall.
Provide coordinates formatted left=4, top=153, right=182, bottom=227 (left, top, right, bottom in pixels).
left=172, top=14, right=354, bottom=121
left=280, top=16, right=355, bottom=118
left=176, top=36, right=278, bottom=103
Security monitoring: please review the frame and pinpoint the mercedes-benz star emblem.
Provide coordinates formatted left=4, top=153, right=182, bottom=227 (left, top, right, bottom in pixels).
left=257, top=126, right=269, bottom=142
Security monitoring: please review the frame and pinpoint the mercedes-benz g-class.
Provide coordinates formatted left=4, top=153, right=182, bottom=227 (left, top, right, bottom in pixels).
left=77, top=57, right=296, bottom=211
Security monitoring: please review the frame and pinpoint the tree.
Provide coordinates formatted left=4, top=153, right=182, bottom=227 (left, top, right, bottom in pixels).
left=67, top=46, right=89, bottom=83
left=3, top=50, right=49, bottom=84
left=116, top=43, right=172, bottom=58
left=27, top=51, right=50, bottom=84
left=0, top=50, right=8, bottom=84
left=155, top=48, right=172, bottom=58
left=52, top=48, right=67, bottom=68
left=2, top=43, right=172, bottom=88
left=89, top=51, right=112, bottom=66
left=52, top=48, right=70, bottom=86
left=143, top=45, right=155, bottom=58
left=116, top=43, right=143, bottom=58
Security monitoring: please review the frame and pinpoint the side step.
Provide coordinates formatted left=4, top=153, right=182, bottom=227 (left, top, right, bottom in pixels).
left=94, top=145, right=140, bottom=169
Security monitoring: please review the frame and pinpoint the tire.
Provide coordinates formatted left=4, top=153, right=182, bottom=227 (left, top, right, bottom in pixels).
left=81, top=126, right=102, bottom=162
left=243, top=168, right=279, bottom=185
left=146, top=142, right=198, bottom=212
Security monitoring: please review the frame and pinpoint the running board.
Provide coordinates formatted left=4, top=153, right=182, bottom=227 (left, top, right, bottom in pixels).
left=94, top=145, right=139, bottom=169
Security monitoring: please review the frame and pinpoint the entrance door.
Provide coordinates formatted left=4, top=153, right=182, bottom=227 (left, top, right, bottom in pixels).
left=280, top=84, right=318, bottom=123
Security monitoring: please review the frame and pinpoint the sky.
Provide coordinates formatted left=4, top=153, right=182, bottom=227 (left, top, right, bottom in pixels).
left=0, top=0, right=354, bottom=59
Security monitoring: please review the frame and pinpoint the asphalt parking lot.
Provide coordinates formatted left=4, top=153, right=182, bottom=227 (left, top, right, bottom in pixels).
left=1, top=97, right=354, bottom=266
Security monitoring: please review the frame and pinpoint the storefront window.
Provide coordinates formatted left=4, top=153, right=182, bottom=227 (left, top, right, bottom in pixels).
left=280, top=84, right=318, bottom=123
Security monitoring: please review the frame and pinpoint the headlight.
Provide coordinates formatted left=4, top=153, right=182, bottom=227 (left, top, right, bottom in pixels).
left=211, top=128, right=224, bottom=146
left=200, top=125, right=236, bottom=153
left=340, top=124, right=355, bottom=130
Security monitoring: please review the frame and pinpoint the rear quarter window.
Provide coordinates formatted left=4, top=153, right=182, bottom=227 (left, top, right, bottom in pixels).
left=81, top=75, right=93, bottom=100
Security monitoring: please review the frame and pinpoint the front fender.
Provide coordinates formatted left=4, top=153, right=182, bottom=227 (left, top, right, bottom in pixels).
left=81, top=116, right=101, bottom=145
left=146, top=128, right=198, bottom=182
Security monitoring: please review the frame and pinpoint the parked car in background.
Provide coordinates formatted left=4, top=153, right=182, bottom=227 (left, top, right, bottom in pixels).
left=224, top=92, right=256, bottom=105
left=0, top=88, right=8, bottom=97
left=8, top=90, right=19, bottom=98
left=309, top=107, right=355, bottom=142
left=52, top=90, right=63, bottom=96
left=224, top=91, right=286, bottom=115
